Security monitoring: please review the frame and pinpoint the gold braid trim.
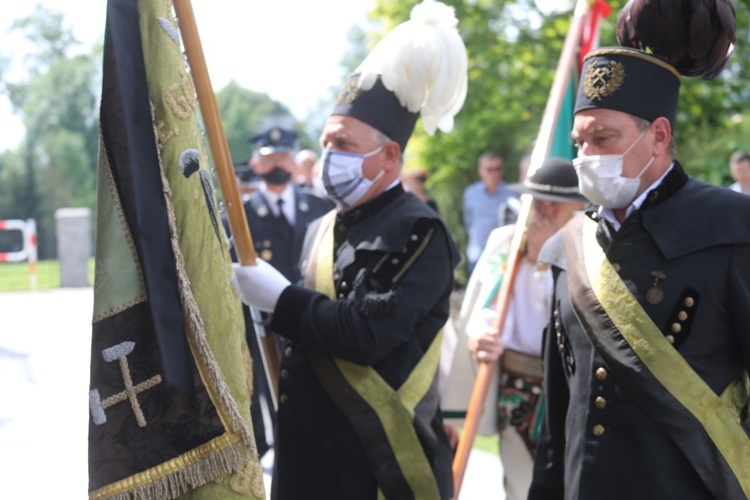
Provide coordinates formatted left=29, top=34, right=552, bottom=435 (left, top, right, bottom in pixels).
left=92, top=295, right=147, bottom=324
left=583, top=47, right=682, bottom=81
left=93, top=130, right=149, bottom=324
left=157, top=153, right=255, bottom=452
left=89, top=437, right=251, bottom=499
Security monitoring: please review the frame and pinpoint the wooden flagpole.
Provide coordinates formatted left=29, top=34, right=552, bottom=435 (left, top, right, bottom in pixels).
left=173, top=0, right=281, bottom=406
left=451, top=0, right=591, bottom=495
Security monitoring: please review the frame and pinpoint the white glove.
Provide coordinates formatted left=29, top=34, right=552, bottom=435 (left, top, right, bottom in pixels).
left=232, top=260, right=291, bottom=313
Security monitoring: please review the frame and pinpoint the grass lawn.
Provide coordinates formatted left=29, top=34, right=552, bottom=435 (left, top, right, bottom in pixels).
left=0, top=259, right=95, bottom=292
left=469, top=431, right=500, bottom=454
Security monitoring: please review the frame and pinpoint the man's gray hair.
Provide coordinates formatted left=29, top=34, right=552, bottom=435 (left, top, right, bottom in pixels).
left=633, top=115, right=677, bottom=157
left=372, top=128, right=404, bottom=167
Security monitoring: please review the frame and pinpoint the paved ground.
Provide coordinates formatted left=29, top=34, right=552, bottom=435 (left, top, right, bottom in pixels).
left=0, top=288, right=503, bottom=499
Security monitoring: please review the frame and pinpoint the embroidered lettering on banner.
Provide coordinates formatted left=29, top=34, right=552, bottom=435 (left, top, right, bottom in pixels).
left=165, top=72, right=197, bottom=120
left=156, top=120, right=180, bottom=150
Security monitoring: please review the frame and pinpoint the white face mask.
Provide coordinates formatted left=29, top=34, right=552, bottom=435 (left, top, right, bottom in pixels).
left=573, top=130, right=655, bottom=209
left=321, top=146, right=384, bottom=209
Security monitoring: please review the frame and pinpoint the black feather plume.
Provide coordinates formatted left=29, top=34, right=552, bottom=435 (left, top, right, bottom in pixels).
left=616, top=0, right=736, bottom=79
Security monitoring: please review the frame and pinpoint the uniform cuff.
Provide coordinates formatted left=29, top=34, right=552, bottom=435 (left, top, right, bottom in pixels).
left=270, top=285, right=317, bottom=340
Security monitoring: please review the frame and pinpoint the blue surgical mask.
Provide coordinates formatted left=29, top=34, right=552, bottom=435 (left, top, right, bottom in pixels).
left=321, top=146, right=384, bottom=209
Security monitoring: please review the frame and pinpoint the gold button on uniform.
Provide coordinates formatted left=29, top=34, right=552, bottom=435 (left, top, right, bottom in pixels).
left=595, top=396, right=607, bottom=410
left=671, top=323, right=682, bottom=333
left=280, top=394, right=289, bottom=404
left=612, top=263, right=621, bottom=272
left=592, top=425, right=605, bottom=437
left=284, top=346, right=293, bottom=358
left=281, top=369, right=290, bottom=380
left=677, top=311, right=688, bottom=321
left=595, top=367, right=608, bottom=381
left=666, top=335, right=675, bottom=344
left=684, top=297, right=695, bottom=308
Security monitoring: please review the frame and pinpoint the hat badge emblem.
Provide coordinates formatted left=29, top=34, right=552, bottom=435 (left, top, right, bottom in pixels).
left=269, top=128, right=282, bottom=141
left=336, top=73, right=363, bottom=106
left=583, top=60, right=625, bottom=101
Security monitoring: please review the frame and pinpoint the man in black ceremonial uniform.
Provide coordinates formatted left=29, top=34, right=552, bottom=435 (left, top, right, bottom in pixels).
left=529, top=4, right=750, bottom=499
left=227, top=126, right=332, bottom=462
left=231, top=1, right=469, bottom=497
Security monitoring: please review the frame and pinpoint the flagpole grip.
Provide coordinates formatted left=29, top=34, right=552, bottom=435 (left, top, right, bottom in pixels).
left=451, top=1, right=591, bottom=495
left=174, top=0, right=281, bottom=406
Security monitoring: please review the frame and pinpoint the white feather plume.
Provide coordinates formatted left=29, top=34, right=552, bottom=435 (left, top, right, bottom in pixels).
left=355, top=0, right=468, bottom=136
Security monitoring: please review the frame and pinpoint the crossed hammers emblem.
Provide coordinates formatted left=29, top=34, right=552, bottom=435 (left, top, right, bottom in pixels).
left=89, top=341, right=163, bottom=428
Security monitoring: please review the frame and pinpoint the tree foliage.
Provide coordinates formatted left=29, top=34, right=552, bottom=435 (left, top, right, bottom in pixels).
left=368, top=0, right=750, bottom=283
left=214, top=81, right=290, bottom=164
left=1, top=6, right=100, bottom=258
left=3, top=0, right=750, bottom=268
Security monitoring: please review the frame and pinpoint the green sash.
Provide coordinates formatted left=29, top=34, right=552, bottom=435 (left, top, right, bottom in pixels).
left=304, top=211, right=442, bottom=500
left=564, top=214, right=750, bottom=498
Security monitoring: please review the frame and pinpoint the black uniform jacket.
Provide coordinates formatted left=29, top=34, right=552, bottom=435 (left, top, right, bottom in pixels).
left=529, top=163, right=750, bottom=499
left=269, top=184, right=459, bottom=500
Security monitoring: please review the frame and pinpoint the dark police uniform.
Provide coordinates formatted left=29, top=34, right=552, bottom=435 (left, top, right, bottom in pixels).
left=268, top=184, right=458, bottom=500
left=530, top=163, right=750, bottom=499
left=233, top=185, right=332, bottom=458
left=242, top=185, right=333, bottom=283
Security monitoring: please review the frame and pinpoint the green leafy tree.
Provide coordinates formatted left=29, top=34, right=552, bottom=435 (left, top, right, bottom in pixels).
left=214, top=80, right=291, bottom=164
left=371, top=0, right=573, bottom=282
left=2, top=6, right=100, bottom=258
left=368, top=0, right=750, bottom=284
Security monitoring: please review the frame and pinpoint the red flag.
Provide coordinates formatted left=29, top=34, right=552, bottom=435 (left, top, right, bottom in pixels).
left=579, top=0, right=613, bottom=69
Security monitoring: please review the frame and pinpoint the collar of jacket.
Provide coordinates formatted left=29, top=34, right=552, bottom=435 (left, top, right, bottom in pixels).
left=337, top=183, right=405, bottom=227
left=584, top=161, right=750, bottom=260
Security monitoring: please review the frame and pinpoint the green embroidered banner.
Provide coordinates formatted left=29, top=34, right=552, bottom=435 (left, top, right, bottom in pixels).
left=88, top=1, right=264, bottom=498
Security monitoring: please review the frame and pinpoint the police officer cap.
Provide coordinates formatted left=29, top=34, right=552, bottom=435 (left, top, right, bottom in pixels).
left=509, top=157, right=588, bottom=203
left=248, top=127, right=298, bottom=155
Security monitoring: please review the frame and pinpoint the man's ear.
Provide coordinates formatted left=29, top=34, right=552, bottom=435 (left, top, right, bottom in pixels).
left=382, top=141, right=401, bottom=171
left=651, top=117, right=671, bottom=156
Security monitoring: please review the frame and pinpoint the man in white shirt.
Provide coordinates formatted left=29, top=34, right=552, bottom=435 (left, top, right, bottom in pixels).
left=460, top=157, right=586, bottom=500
